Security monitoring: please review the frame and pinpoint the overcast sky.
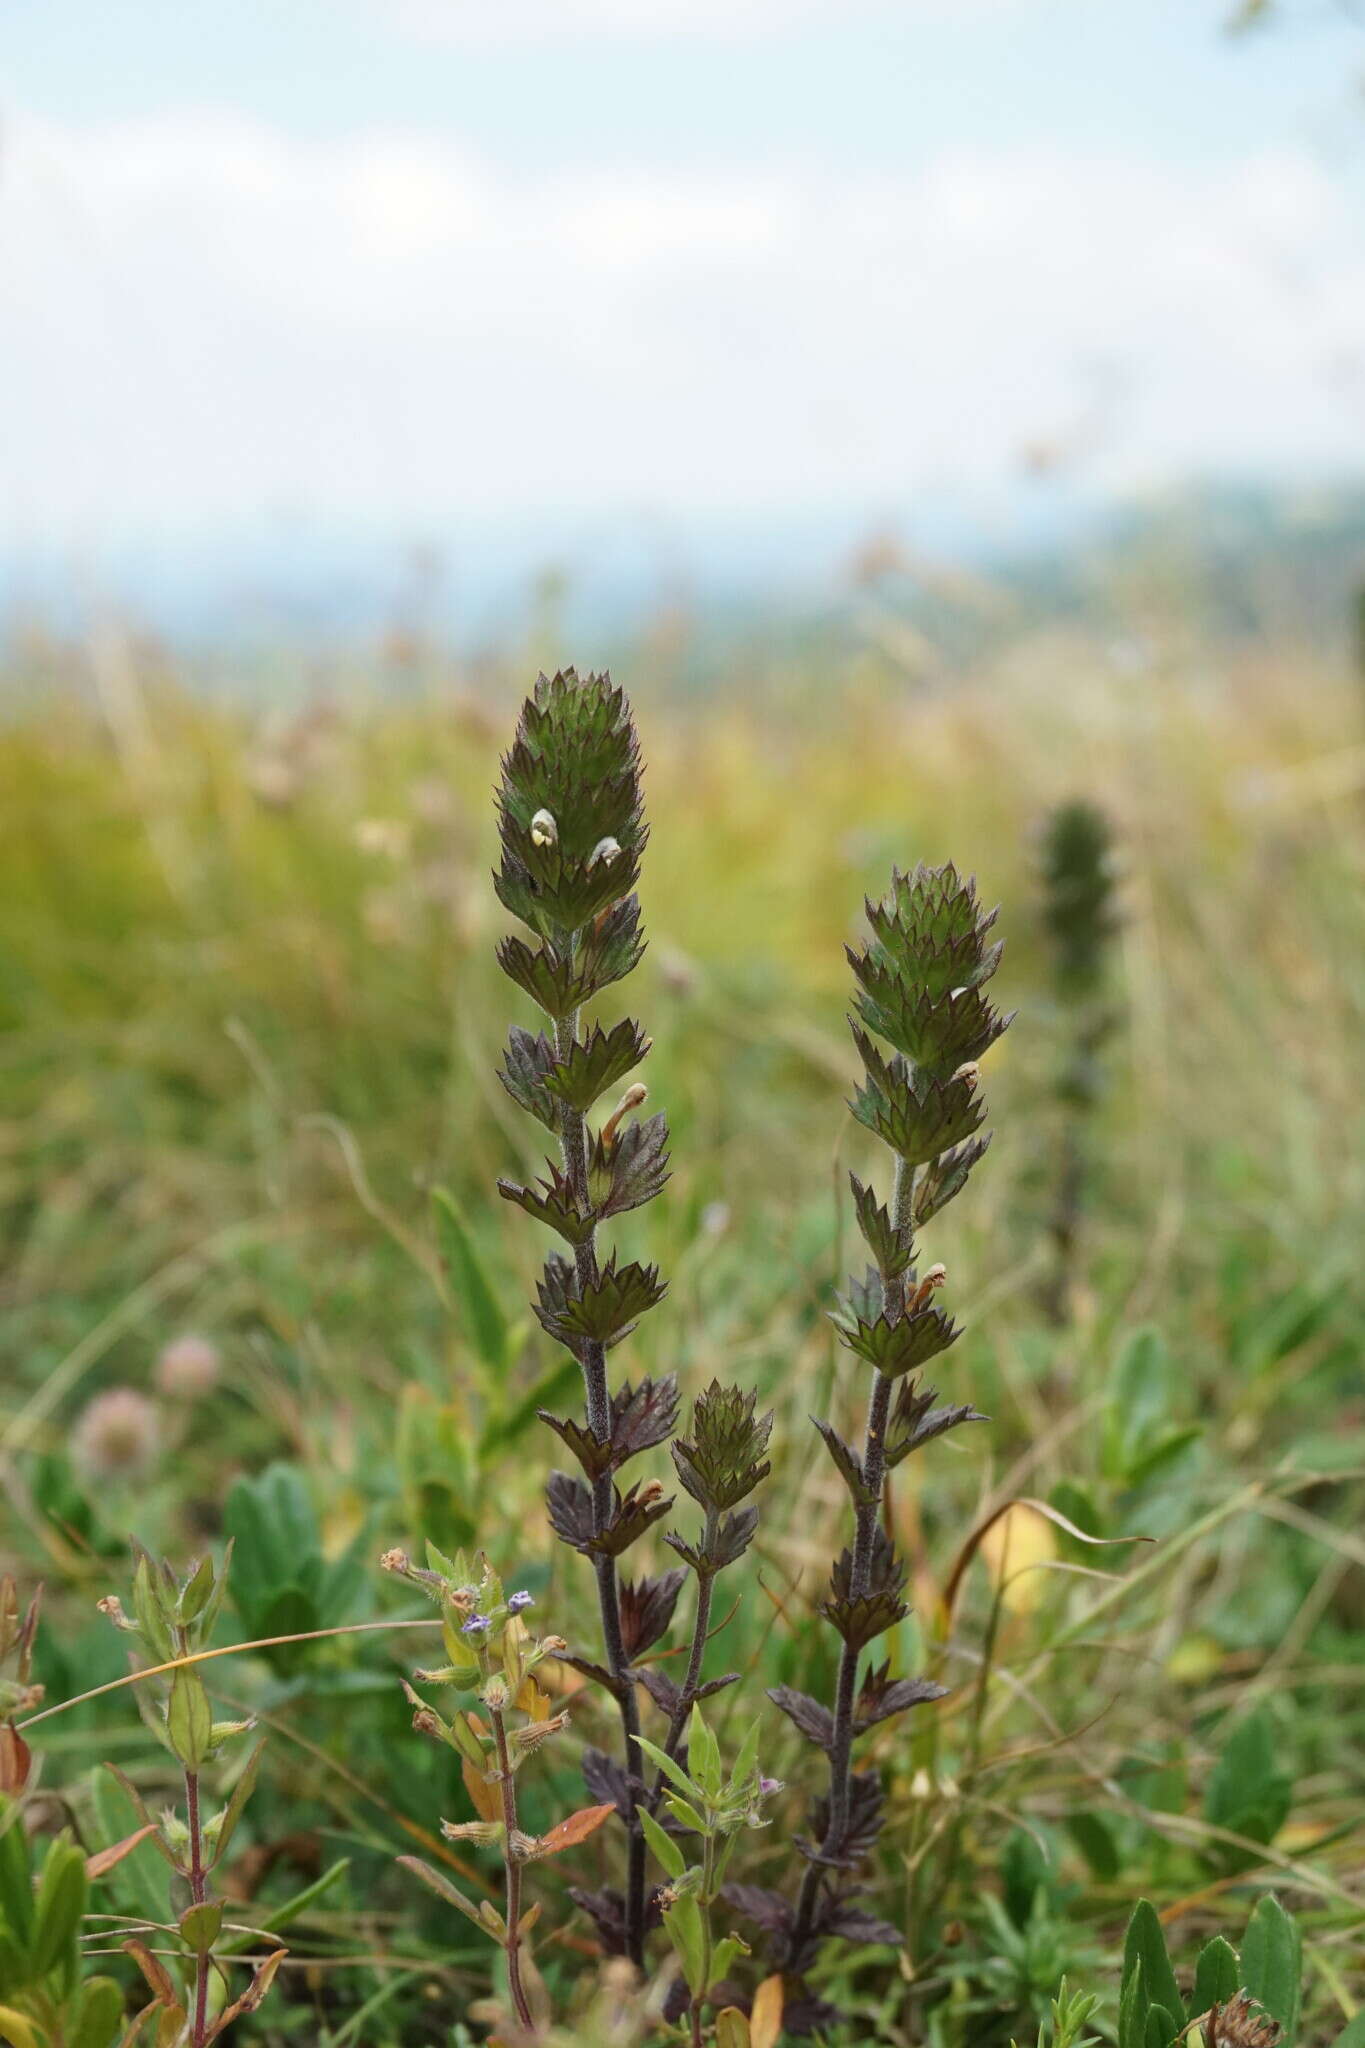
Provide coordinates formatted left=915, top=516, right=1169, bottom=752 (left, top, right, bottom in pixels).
left=2, top=0, right=1363, bottom=568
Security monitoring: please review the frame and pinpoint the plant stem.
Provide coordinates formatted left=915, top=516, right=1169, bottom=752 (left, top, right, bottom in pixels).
left=490, top=1705, right=536, bottom=2035
left=647, top=1507, right=719, bottom=1810
left=690, top=1834, right=717, bottom=2048
left=791, top=1155, right=912, bottom=1957
left=184, top=1768, right=211, bottom=2048
left=553, top=1002, right=647, bottom=1966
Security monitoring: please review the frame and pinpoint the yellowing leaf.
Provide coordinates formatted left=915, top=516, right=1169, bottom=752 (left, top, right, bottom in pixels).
left=85, top=1824, right=159, bottom=1880
left=978, top=1503, right=1057, bottom=1614
left=461, top=1757, right=502, bottom=1824
left=515, top=1674, right=554, bottom=1723
left=0, top=2003, right=43, bottom=2048
left=750, top=1974, right=785, bottom=2048
left=527, top=1803, right=615, bottom=1859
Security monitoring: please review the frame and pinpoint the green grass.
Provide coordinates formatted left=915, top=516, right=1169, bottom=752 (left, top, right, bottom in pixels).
left=0, top=632, right=1362, bottom=2045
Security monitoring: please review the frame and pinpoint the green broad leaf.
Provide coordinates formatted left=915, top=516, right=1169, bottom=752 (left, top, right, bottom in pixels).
left=715, top=2010, right=751, bottom=2048
left=178, top=1901, right=223, bottom=1954
left=1049, top=1480, right=1103, bottom=1548
left=97, top=1769, right=178, bottom=1887
left=131, top=1553, right=176, bottom=1662
left=71, top=1975, right=126, bottom=2048
left=396, top=1855, right=484, bottom=1929
left=1241, top=1895, right=1301, bottom=2047
left=727, top=1719, right=762, bottom=1800
left=1065, top=1811, right=1119, bottom=1882
left=710, top=1934, right=749, bottom=1988
left=432, top=1189, right=508, bottom=1373
left=632, top=1732, right=698, bottom=1800
left=205, top=1736, right=264, bottom=1871
left=1123, top=1902, right=1184, bottom=2033
left=166, top=1667, right=213, bottom=1769
left=1192, top=1935, right=1240, bottom=2015
left=1205, top=1707, right=1292, bottom=1863
left=1330, top=2016, right=1365, bottom=2048
left=1125, top=1425, right=1201, bottom=1488
left=638, top=1807, right=687, bottom=1881
left=664, top=1793, right=709, bottom=1837
left=662, top=1892, right=707, bottom=1996
left=449, top=1712, right=491, bottom=1773
left=31, top=1837, right=87, bottom=1980
left=0, top=1799, right=35, bottom=1948
left=223, top=1464, right=320, bottom=1622
left=1105, top=1327, right=1174, bottom=1481
left=176, top=1554, right=216, bottom=1627
left=687, top=1708, right=722, bottom=1801
left=1145, top=2003, right=1177, bottom=2048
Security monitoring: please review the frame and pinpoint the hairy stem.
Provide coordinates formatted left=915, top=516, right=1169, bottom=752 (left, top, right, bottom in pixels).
left=554, top=1002, right=647, bottom=1966
left=646, top=1506, right=720, bottom=1813
left=184, top=1768, right=211, bottom=2048
left=792, top=1155, right=912, bottom=1955
left=490, top=1705, right=536, bottom=2034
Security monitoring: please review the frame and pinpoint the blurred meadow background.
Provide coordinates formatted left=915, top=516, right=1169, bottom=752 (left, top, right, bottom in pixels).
left=2, top=2, right=1364, bottom=2044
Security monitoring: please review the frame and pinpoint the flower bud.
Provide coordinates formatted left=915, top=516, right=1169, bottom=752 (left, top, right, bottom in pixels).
left=907, top=1263, right=947, bottom=1315
left=507, top=1589, right=534, bottom=1614
left=442, top=1818, right=503, bottom=1846
left=601, top=1082, right=648, bottom=1151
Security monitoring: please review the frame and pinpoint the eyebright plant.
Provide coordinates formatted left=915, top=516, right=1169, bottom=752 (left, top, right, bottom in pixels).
left=634, top=1708, right=780, bottom=2047
left=1037, top=800, right=1120, bottom=1323
left=732, top=862, right=1011, bottom=2034
left=386, top=1546, right=613, bottom=2037
left=98, top=1545, right=282, bottom=2047
left=491, top=668, right=770, bottom=1974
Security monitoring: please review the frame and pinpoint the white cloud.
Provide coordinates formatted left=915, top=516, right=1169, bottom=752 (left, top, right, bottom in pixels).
left=1, top=106, right=1362, bottom=549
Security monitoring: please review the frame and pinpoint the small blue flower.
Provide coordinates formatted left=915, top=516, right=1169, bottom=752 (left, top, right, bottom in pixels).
left=507, top=1590, right=534, bottom=1614
left=461, top=1613, right=492, bottom=1635
left=759, top=1776, right=784, bottom=1798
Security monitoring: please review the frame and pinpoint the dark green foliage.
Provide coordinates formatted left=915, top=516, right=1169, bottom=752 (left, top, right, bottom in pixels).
left=533, top=1252, right=667, bottom=1351
left=849, top=1028, right=987, bottom=1164
left=1203, top=1705, right=1294, bottom=1869
left=1040, top=799, right=1120, bottom=1001
left=491, top=668, right=764, bottom=1971
left=770, top=860, right=1011, bottom=2012
left=884, top=1376, right=986, bottom=1464
left=821, top=1526, right=910, bottom=1649
left=542, top=1017, right=652, bottom=1112
left=849, top=1170, right=917, bottom=1276
left=0, top=1795, right=124, bottom=2046
left=829, top=1294, right=961, bottom=1377
left=1117, top=1894, right=1299, bottom=2048
left=1038, top=797, right=1122, bottom=1320
left=224, top=1465, right=367, bottom=1673
left=670, top=1380, right=773, bottom=1512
